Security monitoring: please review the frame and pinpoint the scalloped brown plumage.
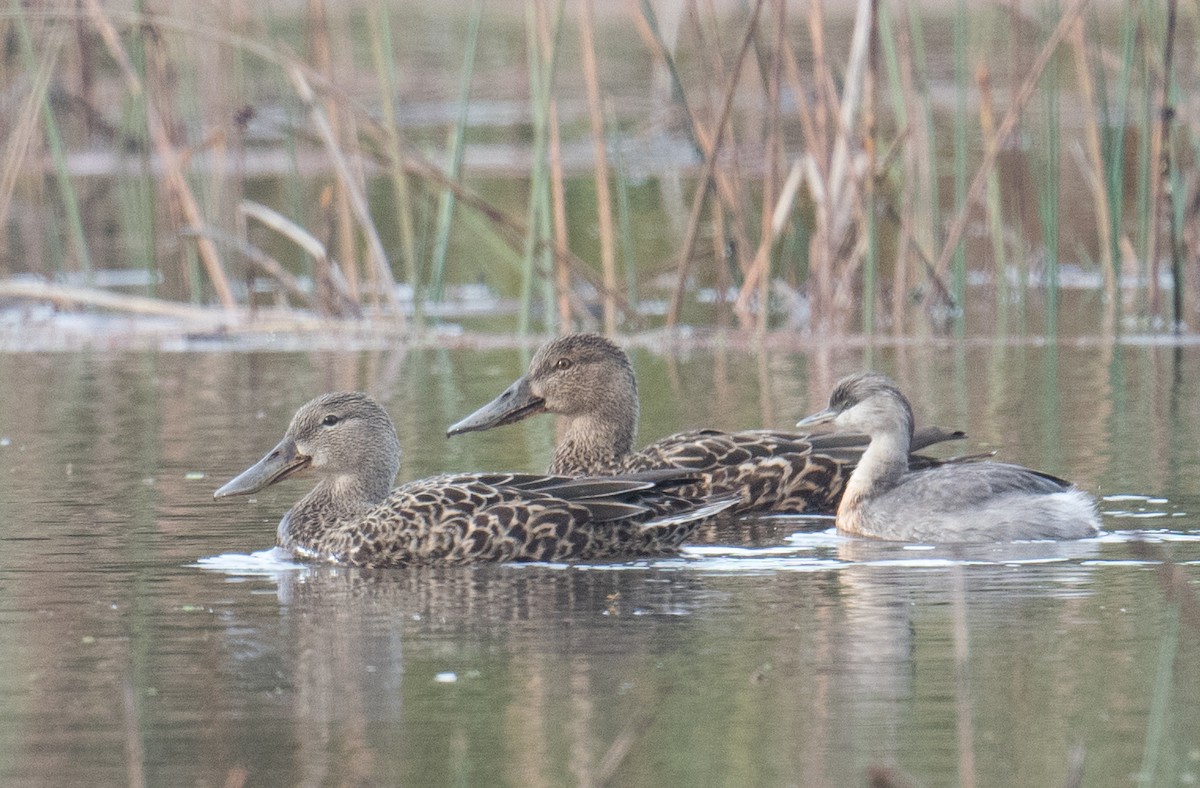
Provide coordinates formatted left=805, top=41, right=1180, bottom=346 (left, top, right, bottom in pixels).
left=214, top=392, right=737, bottom=566
left=447, top=334, right=966, bottom=516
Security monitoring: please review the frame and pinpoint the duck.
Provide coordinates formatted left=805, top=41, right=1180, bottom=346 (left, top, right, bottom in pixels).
left=213, top=392, right=737, bottom=566
left=796, top=371, right=1101, bottom=542
left=446, top=333, right=966, bottom=516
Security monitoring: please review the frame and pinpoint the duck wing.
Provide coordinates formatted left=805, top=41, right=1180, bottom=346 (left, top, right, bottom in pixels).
left=616, top=426, right=965, bottom=516
left=345, top=470, right=733, bottom=565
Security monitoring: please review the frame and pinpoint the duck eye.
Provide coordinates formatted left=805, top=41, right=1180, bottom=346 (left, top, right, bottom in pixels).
left=322, top=414, right=340, bottom=427
left=555, top=357, right=573, bottom=370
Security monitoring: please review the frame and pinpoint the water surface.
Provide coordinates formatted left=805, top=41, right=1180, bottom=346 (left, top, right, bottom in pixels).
left=0, top=343, right=1198, bottom=786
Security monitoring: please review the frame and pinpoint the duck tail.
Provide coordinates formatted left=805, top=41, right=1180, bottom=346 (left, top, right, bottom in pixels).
left=637, top=495, right=739, bottom=531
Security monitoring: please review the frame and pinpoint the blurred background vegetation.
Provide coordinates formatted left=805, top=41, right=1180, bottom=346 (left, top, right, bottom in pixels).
left=0, top=0, right=1195, bottom=337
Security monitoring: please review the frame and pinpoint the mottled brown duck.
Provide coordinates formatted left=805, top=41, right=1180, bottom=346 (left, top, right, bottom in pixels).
left=797, top=371, right=1101, bottom=542
left=214, top=392, right=737, bottom=566
left=446, top=334, right=965, bottom=516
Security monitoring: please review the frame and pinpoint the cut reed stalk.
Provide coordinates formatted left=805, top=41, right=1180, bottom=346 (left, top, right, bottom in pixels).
left=880, top=3, right=928, bottom=333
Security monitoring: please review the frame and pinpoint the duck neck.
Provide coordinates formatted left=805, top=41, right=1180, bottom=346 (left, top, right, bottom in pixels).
left=550, top=410, right=635, bottom=475
left=278, top=473, right=391, bottom=550
left=838, top=430, right=910, bottom=517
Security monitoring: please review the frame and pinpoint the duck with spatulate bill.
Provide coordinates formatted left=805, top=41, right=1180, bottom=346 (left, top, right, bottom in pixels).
left=213, top=392, right=737, bottom=566
left=447, top=333, right=967, bottom=516
left=797, top=371, right=1101, bottom=542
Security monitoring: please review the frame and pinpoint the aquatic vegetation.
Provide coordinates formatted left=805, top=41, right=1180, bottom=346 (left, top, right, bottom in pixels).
left=0, top=1, right=1193, bottom=337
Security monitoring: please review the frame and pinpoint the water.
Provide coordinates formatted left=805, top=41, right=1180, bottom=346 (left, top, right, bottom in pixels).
left=1, top=343, right=1199, bottom=787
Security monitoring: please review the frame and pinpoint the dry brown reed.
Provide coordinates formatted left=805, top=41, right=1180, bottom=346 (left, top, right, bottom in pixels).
left=928, top=0, right=1091, bottom=300
left=660, top=0, right=766, bottom=327
left=83, top=0, right=237, bottom=308
left=0, top=1, right=1195, bottom=336
left=579, top=0, right=618, bottom=335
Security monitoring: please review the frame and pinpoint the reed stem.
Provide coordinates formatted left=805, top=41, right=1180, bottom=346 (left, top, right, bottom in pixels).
left=369, top=3, right=421, bottom=323
left=580, top=0, right=618, bottom=335
left=12, top=1, right=92, bottom=278
left=429, top=3, right=482, bottom=304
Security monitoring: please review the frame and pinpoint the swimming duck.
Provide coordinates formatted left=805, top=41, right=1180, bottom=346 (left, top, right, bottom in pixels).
left=796, top=371, right=1101, bottom=542
left=213, top=392, right=737, bottom=566
left=446, top=333, right=966, bottom=516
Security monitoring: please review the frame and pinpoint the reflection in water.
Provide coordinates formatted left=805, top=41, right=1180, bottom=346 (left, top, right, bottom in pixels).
left=203, top=563, right=723, bottom=786
left=0, top=347, right=1199, bottom=786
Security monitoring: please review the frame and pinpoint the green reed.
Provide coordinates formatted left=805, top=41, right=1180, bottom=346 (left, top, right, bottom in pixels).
left=2, top=1, right=1198, bottom=337
left=519, top=0, right=551, bottom=334
left=11, top=1, right=91, bottom=279
left=875, top=0, right=907, bottom=333
left=860, top=0, right=878, bottom=336
left=1035, top=4, right=1061, bottom=338
left=608, top=105, right=639, bottom=314
left=1136, top=606, right=1180, bottom=787
left=906, top=2, right=941, bottom=276
left=369, top=4, right=421, bottom=321
left=1169, top=87, right=1187, bottom=332
left=429, top=2, right=482, bottom=306
left=977, top=58, right=1009, bottom=336
left=110, top=0, right=157, bottom=296
left=1098, top=3, right=1138, bottom=318
left=951, top=0, right=968, bottom=334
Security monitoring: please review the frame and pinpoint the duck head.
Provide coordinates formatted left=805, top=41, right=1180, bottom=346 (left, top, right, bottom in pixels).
left=447, top=333, right=638, bottom=437
left=215, top=391, right=401, bottom=501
